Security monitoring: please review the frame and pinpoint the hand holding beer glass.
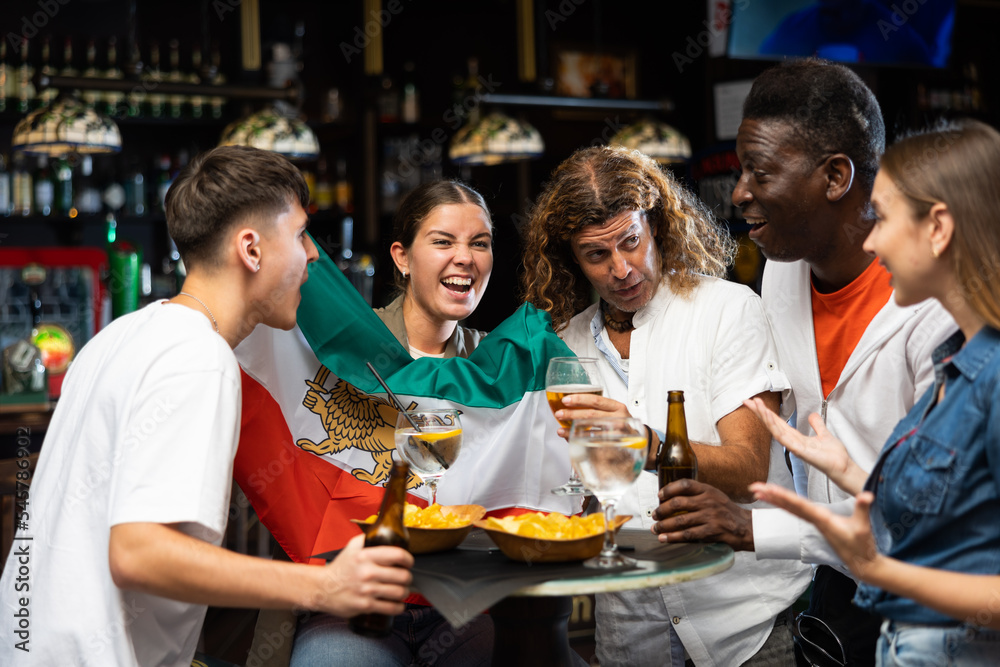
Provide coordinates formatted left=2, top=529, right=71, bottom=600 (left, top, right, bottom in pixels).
left=546, top=356, right=603, bottom=496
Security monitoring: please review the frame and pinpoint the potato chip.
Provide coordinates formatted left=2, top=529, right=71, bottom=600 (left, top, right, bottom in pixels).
left=481, top=511, right=608, bottom=540
left=362, top=503, right=473, bottom=529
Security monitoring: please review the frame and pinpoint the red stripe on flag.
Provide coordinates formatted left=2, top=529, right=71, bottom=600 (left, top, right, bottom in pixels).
left=236, top=370, right=428, bottom=562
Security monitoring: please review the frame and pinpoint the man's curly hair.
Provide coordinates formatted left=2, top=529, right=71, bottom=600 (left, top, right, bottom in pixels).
left=520, top=145, right=736, bottom=332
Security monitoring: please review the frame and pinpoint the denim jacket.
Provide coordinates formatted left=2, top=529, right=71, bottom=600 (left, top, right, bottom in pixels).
left=855, top=326, right=1000, bottom=625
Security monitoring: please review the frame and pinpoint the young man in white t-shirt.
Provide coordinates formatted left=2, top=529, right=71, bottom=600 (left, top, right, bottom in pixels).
left=0, top=146, right=414, bottom=667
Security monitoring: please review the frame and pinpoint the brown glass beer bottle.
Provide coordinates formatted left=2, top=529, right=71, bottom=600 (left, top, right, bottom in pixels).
left=657, top=390, right=698, bottom=489
left=349, top=460, right=411, bottom=637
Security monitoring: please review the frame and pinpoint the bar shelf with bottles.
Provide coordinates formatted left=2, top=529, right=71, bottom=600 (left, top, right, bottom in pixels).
left=0, top=34, right=255, bottom=126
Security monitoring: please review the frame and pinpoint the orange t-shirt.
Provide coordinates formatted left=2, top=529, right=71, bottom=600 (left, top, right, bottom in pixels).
left=812, top=260, right=893, bottom=399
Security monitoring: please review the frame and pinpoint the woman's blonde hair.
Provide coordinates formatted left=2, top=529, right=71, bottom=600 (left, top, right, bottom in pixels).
left=880, top=119, right=1000, bottom=330
left=520, top=145, right=736, bottom=331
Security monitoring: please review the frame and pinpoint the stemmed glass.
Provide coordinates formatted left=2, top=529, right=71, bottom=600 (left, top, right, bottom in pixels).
left=394, top=409, right=463, bottom=506
left=568, top=417, right=647, bottom=568
left=546, top=356, right=604, bottom=496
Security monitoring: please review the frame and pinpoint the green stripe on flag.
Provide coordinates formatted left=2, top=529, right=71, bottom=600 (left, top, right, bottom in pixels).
left=296, top=237, right=575, bottom=408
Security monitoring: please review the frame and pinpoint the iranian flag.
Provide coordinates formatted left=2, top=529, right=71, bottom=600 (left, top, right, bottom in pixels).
left=234, top=247, right=580, bottom=564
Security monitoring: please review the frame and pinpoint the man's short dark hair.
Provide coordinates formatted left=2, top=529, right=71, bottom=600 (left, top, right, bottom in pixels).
left=742, top=58, right=885, bottom=192
left=165, top=145, right=310, bottom=269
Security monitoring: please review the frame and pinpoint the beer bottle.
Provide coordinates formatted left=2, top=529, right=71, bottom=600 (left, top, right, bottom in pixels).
left=657, top=390, right=698, bottom=489
left=349, top=460, right=410, bottom=637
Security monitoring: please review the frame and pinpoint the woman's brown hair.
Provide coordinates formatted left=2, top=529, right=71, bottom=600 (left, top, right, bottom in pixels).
left=879, top=119, right=1000, bottom=330
left=390, top=180, right=492, bottom=294
left=520, top=145, right=736, bottom=331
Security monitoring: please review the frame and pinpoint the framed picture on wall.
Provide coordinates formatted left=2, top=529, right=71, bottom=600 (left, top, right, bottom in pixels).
left=551, top=44, right=637, bottom=99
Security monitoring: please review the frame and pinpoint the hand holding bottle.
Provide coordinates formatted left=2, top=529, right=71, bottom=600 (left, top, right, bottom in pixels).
left=349, top=460, right=413, bottom=636
left=313, top=533, right=413, bottom=620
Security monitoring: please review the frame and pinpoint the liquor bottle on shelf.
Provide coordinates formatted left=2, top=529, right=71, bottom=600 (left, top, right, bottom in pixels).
left=301, top=162, right=317, bottom=215
left=124, top=158, right=146, bottom=218
left=338, top=215, right=375, bottom=305
left=188, top=46, right=205, bottom=119
left=102, top=159, right=126, bottom=216
left=167, top=39, right=184, bottom=119
left=155, top=154, right=174, bottom=214
left=381, top=139, right=402, bottom=213
left=104, top=37, right=125, bottom=118
left=145, top=41, right=165, bottom=118
left=54, top=157, right=73, bottom=217
left=34, top=157, right=54, bottom=217
left=334, top=158, right=353, bottom=217
left=420, top=142, right=443, bottom=184
left=162, top=235, right=185, bottom=294
left=378, top=75, right=400, bottom=124
left=463, top=56, right=481, bottom=122
left=38, top=36, right=58, bottom=108
left=17, top=38, right=36, bottom=113
left=401, top=60, right=419, bottom=124
left=74, top=155, right=102, bottom=216
left=11, top=153, right=32, bottom=217
left=0, top=155, right=10, bottom=217
left=82, top=39, right=101, bottom=109
left=335, top=212, right=354, bottom=276
left=965, top=62, right=985, bottom=113
left=322, top=87, right=341, bottom=123
left=314, top=157, right=334, bottom=213
left=0, top=41, right=9, bottom=113
left=60, top=37, right=78, bottom=78
left=450, top=69, right=466, bottom=113
left=209, top=42, right=226, bottom=119
left=126, top=39, right=144, bottom=118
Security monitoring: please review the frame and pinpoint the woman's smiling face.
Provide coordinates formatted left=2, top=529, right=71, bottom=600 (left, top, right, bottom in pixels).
left=864, top=171, right=936, bottom=307
left=393, top=202, right=494, bottom=325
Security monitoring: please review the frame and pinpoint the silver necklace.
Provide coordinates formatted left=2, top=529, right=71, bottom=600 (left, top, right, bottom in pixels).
left=178, top=292, right=220, bottom=333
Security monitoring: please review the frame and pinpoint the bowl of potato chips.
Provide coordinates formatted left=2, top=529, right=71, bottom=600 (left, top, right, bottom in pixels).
left=473, top=512, right=632, bottom=563
left=352, top=503, right=486, bottom=554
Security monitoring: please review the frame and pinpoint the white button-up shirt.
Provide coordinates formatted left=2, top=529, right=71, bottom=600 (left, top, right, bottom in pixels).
left=561, top=275, right=811, bottom=667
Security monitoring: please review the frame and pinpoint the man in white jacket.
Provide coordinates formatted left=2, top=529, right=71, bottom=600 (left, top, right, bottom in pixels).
left=651, top=59, right=956, bottom=665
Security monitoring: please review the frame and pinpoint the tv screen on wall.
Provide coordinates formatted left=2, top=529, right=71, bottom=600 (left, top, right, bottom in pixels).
left=728, top=0, right=957, bottom=68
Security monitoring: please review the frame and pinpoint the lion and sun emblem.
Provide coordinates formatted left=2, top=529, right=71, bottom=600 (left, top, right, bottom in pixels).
left=297, top=365, right=424, bottom=490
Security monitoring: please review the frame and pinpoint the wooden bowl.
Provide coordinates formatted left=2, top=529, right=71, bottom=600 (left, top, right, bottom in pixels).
left=352, top=504, right=486, bottom=555
left=472, top=515, right=632, bottom=563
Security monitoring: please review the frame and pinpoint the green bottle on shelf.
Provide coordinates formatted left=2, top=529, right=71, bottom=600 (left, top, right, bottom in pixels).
left=34, top=157, right=54, bottom=218
left=54, top=157, right=73, bottom=217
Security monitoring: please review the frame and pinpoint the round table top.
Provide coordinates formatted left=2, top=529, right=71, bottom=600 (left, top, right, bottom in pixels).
left=509, top=542, right=734, bottom=597
left=404, top=531, right=736, bottom=626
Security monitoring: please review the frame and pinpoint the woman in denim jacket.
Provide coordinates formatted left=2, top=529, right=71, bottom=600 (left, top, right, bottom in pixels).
left=747, top=119, right=1000, bottom=665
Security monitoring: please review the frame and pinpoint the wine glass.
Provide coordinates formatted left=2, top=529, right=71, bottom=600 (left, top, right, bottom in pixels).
left=568, top=417, right=647, bottom=568
left=546, top=356, right=604, bottom=496
left=394, top=409, right=462, bottom=506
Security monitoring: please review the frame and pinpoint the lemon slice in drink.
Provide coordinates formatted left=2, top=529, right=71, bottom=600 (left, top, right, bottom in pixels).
left=413, top=429, right=462, bottom=441
left=621, top=436, right=648, bottom=449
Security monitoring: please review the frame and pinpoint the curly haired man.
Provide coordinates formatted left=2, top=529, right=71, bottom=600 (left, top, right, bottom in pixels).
left=521, top=145, right=809, bottom=666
